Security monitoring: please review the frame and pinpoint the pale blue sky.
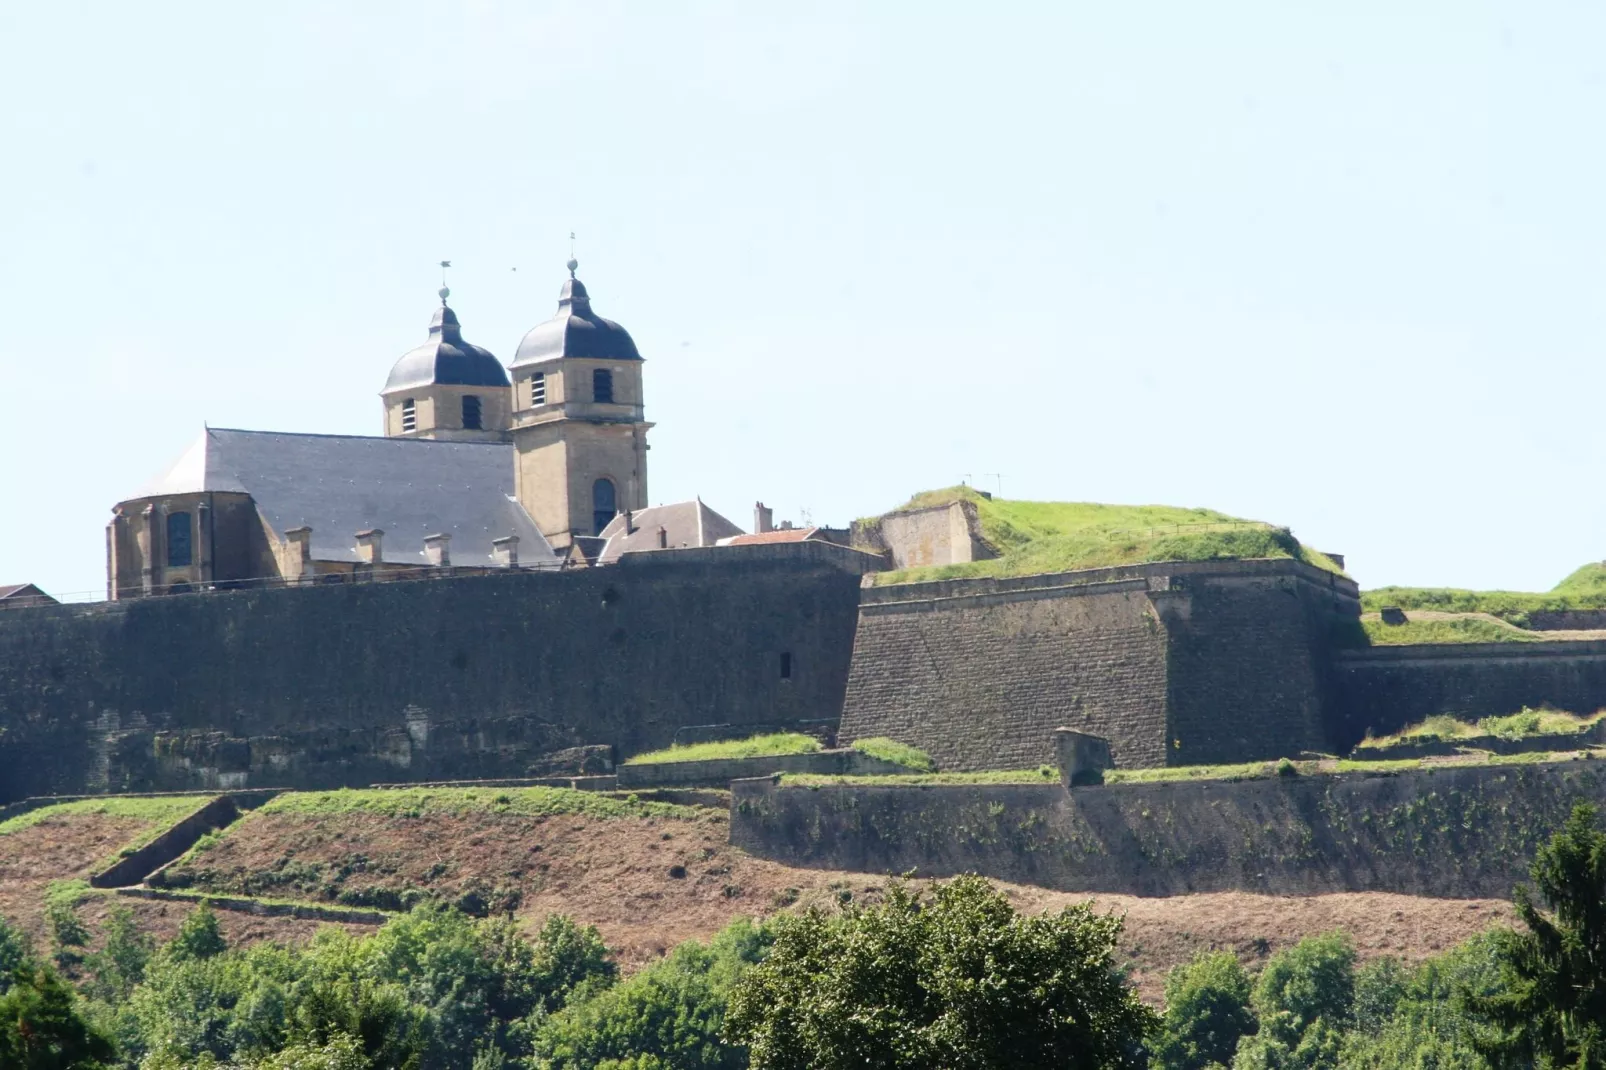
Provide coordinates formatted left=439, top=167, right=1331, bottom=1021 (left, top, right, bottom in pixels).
left=3, top=2, right=1602, bottom=599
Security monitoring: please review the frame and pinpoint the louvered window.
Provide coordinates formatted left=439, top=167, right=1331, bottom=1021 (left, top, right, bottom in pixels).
left=531, top=372, right=546, bottom=406
left=401, top=398, right=417, bottom=432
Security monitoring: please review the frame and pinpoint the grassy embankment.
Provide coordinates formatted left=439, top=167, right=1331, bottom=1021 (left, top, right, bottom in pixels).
left=250, top=786, right=704, bottom=821
left=1363, top=562, right=1606, bottom=626
left=0, top=796, right=212, bottom=870
left=1359, top=616, right=1543, bottom=645
left=1356, top=709, right=1605, bottom=750
left=625, top=734, right=936, bottom=772
left=862, top=487, right=1344, bottom=587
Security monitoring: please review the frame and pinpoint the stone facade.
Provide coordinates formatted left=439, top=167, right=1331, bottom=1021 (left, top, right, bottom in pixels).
left=852, top=499, right=995, bottom=569
left=838, top=558, right=1360, bottom=771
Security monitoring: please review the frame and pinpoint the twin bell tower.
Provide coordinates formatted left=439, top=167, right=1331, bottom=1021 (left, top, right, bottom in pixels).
left=379, top=258, right=652, bottom=551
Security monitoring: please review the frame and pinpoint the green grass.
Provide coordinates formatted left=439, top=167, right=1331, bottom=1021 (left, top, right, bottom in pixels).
left=1358, top=708, right=1604, bottom=750
left=783, top=767, right=1060, bottom=786
left=849, top=737, right=936, bottom=772
left=863, top=487, right=1342, bottom=586
left=0, top=796, right=205, bottom=838
left=257, top=786, right=704, bottom=821
left=624, top=733, right=821, bottom=765
left=1102, top=761, right=1284, bottom=784
left=1362, top=562, right=1606, bottom=624
left=1361, top=616, right=1541, bottom=645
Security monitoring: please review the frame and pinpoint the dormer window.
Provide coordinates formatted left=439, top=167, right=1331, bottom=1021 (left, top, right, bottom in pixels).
left=593, top=368, right=614, bottom=404
left=462, top=395, right=483, bottom=430
left=531, top=372, right=546, bottom=406
left=401, top=398, right=416, bottom=433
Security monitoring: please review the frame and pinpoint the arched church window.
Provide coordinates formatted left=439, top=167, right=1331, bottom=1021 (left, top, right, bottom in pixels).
left=401, top=398, right=416, bottom=433
left=592, top=478, right=617, bottom=536
left=166, top=511, right=193, bottom=568
left=592, top=368, right=614, bottom=404
left=462, top=395, right=483, bottom=430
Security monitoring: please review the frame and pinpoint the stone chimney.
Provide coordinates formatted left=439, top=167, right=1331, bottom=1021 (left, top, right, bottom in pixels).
left=423, top=533, right=451, bottom=568
left=492, top=535, right=519, bottom=568
left=624, top=510, right=637, bottom=535
left=354, top=529, right=384, bottom=566
left=754, top=502, right=773, bottom=534
left=283, top=526, right=314, bottom=583
left=656, top=526, right=668, bottom=549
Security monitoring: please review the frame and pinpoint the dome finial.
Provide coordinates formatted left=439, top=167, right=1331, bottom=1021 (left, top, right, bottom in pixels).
left=438, top=260, right=452, bottom=305
left=567, top=231, right=578, bottom=278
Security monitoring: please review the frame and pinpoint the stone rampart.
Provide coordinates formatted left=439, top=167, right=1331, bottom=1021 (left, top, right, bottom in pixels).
left=730, top=758, right=1606, bottom=898
left=1335, top=641, right=1606, bottom=746
left=0, top=547, right=864, bottom=802
left=839, top=559, right=1359, bottom=770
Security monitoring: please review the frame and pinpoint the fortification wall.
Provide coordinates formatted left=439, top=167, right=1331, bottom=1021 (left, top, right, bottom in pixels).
left=1334, top=641, right=1606, bottom=747
left=0, top=543, right=865, bottom=802
left=730, top=759, right=1606, bottom=898
left=839, top=559, right=1358, bottom=770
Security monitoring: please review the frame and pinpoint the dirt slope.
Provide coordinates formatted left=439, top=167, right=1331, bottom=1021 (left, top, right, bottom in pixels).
left=158, top=802, right=1517, bottom=999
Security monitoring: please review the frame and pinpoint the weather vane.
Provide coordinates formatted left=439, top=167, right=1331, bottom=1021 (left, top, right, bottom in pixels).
left=438, top=260, right=451, bottom=303
left=567, top=232, right=578, bottom=278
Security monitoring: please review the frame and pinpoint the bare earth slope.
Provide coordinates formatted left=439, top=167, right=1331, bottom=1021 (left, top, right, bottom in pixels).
left=156, top=798, right=1515, bottom=1000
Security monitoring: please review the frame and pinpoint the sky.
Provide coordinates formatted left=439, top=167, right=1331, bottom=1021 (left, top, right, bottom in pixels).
left=2, top=1, right=1603, bottom=600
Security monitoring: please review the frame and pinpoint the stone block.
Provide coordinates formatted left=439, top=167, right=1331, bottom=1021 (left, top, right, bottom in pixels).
left=1054, top=727, right=1113, bottom=787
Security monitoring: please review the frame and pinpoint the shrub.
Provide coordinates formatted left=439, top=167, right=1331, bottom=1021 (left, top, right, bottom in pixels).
left=625, top=733, right=822, bottom=766
left=1152, top=950, right=1257, bottom=1070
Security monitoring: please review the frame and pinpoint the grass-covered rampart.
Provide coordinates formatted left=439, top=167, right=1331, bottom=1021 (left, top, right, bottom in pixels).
left=1363, top=562, right=1606, bottom=624
left=254, top=786, right=703, bottom=821
left=624, top=733, right=821, bottom=766
left=863, top=487, right=1343, bottom=586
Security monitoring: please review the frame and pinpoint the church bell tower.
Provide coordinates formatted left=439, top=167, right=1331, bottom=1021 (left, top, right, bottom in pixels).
left=508, top=259, right=652, bottom=550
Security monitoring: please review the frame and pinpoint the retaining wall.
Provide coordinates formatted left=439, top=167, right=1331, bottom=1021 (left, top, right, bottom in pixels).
left=729, top=758, right=1606, bottom=898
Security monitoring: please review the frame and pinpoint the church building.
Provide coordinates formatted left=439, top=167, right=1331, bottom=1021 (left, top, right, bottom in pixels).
left=106, top=260, right=739, bottom=599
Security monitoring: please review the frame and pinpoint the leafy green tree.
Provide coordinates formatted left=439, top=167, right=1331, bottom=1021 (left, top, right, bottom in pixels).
left=45, top=899, right=90, bottom=970
left=0, top=964, right=117, bottom=1069
left=85, top=905, right=154, bottom=1003
left=1339, top=937, right=1507, bottom=1070
left=0, top=914, right=34, bottom=994
left=725, top=874, right=1158, bottom=1070
left=1232, top=933, right=1355, bottom=1070
left=1153, top=950, right=1258, bottom=1070
left=167, top=902, right=228, bottom=962
left=1466, top=802, right=1606, bottom=1068
left=538, top=918, right=769, bottom=1069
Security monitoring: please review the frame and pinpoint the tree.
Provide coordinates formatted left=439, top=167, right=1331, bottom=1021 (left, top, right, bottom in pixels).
left=724, top=874, right=1158, bottom=1070
left=0, top=914, right=34, bottom=995
left=167, top=902, right=229, bottom=962
left=0, top=964, right=117, bottom=1070
left=538, top=918, right=769, bottom=1069
left=1467, top=802, right=1606, bottom=1068
left=1153, top=950, right=1258, bottom=1070
left=85, top=905, right=154, bottom=1003
left=1231, top=933, right=1355, bottom=1070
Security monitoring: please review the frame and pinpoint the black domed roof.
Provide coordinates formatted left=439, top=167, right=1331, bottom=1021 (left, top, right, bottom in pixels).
left=383, top=294, right=510, bottom=394
left=512, top=265, right=641, bottom=368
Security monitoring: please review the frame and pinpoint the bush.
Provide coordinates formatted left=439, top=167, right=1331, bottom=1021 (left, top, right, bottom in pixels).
left=537, top=919, right=770, bottom=1069
left=1152, top=950, right=1257, bottom=1070
left=1231, top=933, right=1354, bottom=1069
left=726, top=874, right=1158, bottom=1069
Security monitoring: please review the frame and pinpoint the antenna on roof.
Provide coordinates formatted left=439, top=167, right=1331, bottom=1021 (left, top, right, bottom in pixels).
left=438, top=260, right=452, bottom=304
left=567, top=232, right=579, bottom=278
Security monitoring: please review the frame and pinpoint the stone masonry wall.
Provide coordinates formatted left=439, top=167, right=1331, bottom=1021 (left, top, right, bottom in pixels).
left=0, top=543, right=865, bottom=802
left=839, top=559, right=1359, bottom=771
left=1334, top=640, right=1606, bottom=748
left=839, top=577, right=1170, bottom=771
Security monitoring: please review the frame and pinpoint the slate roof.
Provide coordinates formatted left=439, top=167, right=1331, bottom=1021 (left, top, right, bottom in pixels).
left=383, top=299, right=509, bottom=393
left=127, top=429, right=558, bottom=567
left=596, top=500, right=744, bottom=564
left=716, top=527, right=822, bottom=546
left=0, top=583, right=55, bottom=606
left=512, top=269, right=641, bottom=368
